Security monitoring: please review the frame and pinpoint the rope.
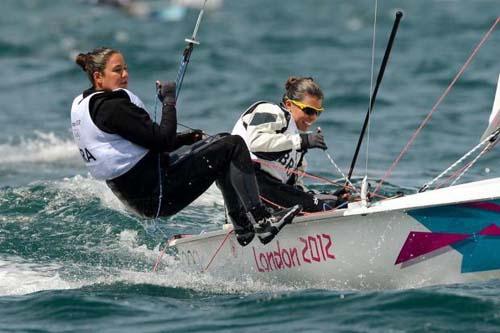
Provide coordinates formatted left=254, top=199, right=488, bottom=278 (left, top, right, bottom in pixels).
left=435, top=160, right=472, bottom=190
left=203, top=229, right=234, bottom=272
left=450, top=140, right=494, bottom=186
left=255, top=158, right=352, bottom=190
left=152, top=243, right=167, bottom=272
left=419, top=130, right=498, bottom=192
left=323, top=151, right=359, bottom=194
left=373, top=17, right=499, bottom=196
left=260, top=196, right=322, bottom=217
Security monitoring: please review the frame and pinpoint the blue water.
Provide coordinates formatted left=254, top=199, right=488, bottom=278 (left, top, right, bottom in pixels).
left=1, top=0, right=499, bottom=332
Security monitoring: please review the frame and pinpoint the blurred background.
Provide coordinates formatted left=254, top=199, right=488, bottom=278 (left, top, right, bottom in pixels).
left=0, top=1, right=499, bottom=331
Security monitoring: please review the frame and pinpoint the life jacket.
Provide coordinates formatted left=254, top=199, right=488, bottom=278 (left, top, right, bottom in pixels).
left=232, top=101, right=305, bottom=185
left=70, top=88, right=148, bottom=180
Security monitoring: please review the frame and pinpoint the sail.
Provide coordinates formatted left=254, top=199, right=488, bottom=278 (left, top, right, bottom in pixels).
left=480, top=74, right=500, bottom=142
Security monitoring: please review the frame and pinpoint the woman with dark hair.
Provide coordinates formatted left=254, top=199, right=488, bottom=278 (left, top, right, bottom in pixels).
left=233, top=76, right=349, bottom=212
left=70, top=47, right=301, bottom=246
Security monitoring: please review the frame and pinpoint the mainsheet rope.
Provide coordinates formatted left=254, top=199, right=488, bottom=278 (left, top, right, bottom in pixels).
left=373, top=17, right=499, bottom=196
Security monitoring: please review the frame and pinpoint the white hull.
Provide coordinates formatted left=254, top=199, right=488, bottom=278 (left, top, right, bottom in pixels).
left=169, top=178, right=500, bottom=290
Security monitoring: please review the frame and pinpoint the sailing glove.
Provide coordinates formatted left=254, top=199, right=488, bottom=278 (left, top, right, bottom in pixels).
left=176, top=129, right=204, bottom=146
left=333, top=186, right=352, bottom=209
left=300, top=133, right=327, bottom=150
left=156, top=81, right=176, bottom=106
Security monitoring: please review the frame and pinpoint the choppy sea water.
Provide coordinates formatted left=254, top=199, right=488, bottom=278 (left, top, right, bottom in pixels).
left=0, top=0, right=499, bottom=332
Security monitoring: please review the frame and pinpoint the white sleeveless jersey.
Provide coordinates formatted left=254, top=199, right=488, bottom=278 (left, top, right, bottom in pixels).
left=70, top=88, right=148, bottom=180
left=232, top=102, right=305, bottom=184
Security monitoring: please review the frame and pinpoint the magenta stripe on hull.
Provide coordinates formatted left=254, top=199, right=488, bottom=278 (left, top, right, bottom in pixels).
left=462, top=202, right=500, bottom=212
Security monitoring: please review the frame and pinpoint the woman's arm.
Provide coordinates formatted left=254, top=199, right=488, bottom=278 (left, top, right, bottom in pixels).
left=91, top=90, right=177, bottom=152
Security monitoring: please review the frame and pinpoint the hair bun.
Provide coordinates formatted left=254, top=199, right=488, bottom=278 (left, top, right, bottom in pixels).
left=282, top=76, right=323, bottom=103
left=75, top=53, right=88, bottom=71
left=285, top=76, right=299, bottom=91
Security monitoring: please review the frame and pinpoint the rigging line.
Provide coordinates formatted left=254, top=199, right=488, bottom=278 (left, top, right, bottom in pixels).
left=152, top=243, right=167, bottom=272
left=365, top=0, right=378, bottom=178
left=418, top=130, right=498, bottom=192
left=203, top=229, right=234, bottom=272
left=373, top=17, right=499, bottom=196
left=259, top=196, right=318, bottom=216
left=255, top=159, right=349, bottom=189
left=437, top=160, right=473, bottom=189
left=450, top=140, right=495, bottom=186
left=316, top=127, right=359, bottom=192
left=323, top=151, right=360, bottom=194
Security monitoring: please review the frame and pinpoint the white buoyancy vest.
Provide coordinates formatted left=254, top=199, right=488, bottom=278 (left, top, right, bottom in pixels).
left=70, top=88, right=148, bottom=180
left=232, top=102, right=305, bottom=184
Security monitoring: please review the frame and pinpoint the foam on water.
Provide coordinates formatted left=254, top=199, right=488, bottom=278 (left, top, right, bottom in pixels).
left=52, top=175, right=224, bottom=216
left=0, top=132, right=79, bottom=165
left=97, top=230, right=302, bottom=295
left=0, top=255, right=83, bottom=296
left=0, top=231, right=300, bottom=297
left=53, top=175, right=127, bottom=213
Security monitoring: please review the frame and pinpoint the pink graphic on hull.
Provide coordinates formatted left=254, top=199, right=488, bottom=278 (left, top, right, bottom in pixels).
left=395, top=224, right=499, bottom=265
left=479, top=224, right=500, bottom=236
left=462, top=202, right=500, bottom=213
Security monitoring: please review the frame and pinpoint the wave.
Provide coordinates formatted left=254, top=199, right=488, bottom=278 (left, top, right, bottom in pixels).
left=1, top=276, right=498, bottom=333
left=53, top=175, right=127, bottom=213
left=0, top=131, right=79, bottom=165
left=0, top=255, right=83, bottom=296
left=51, top=175, right=223, bottom=215
left=0, top=232, right=296, bottom=297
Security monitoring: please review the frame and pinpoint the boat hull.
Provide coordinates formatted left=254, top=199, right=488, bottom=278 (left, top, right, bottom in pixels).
left=170, top=178, right=500, bottom=289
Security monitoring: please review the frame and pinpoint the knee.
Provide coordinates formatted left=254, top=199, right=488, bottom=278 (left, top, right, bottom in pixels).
left=225, top=135, right=248, bottom=151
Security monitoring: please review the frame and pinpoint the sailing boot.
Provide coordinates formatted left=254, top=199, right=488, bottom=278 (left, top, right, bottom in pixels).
left=229, top=211, right=255, bottom=247
left=249, top=204, right=302, bottom=245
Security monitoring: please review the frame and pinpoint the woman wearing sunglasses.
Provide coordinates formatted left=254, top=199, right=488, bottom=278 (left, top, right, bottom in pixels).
left=70, top=47, right=302, bottom=246
left=233, top=76, right=347, bottom=212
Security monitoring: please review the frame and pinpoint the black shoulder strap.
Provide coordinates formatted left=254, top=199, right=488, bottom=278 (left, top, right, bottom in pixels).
left=241, top=101, right=272, bottom=129
left=277, top=103, right=291, bottom=134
